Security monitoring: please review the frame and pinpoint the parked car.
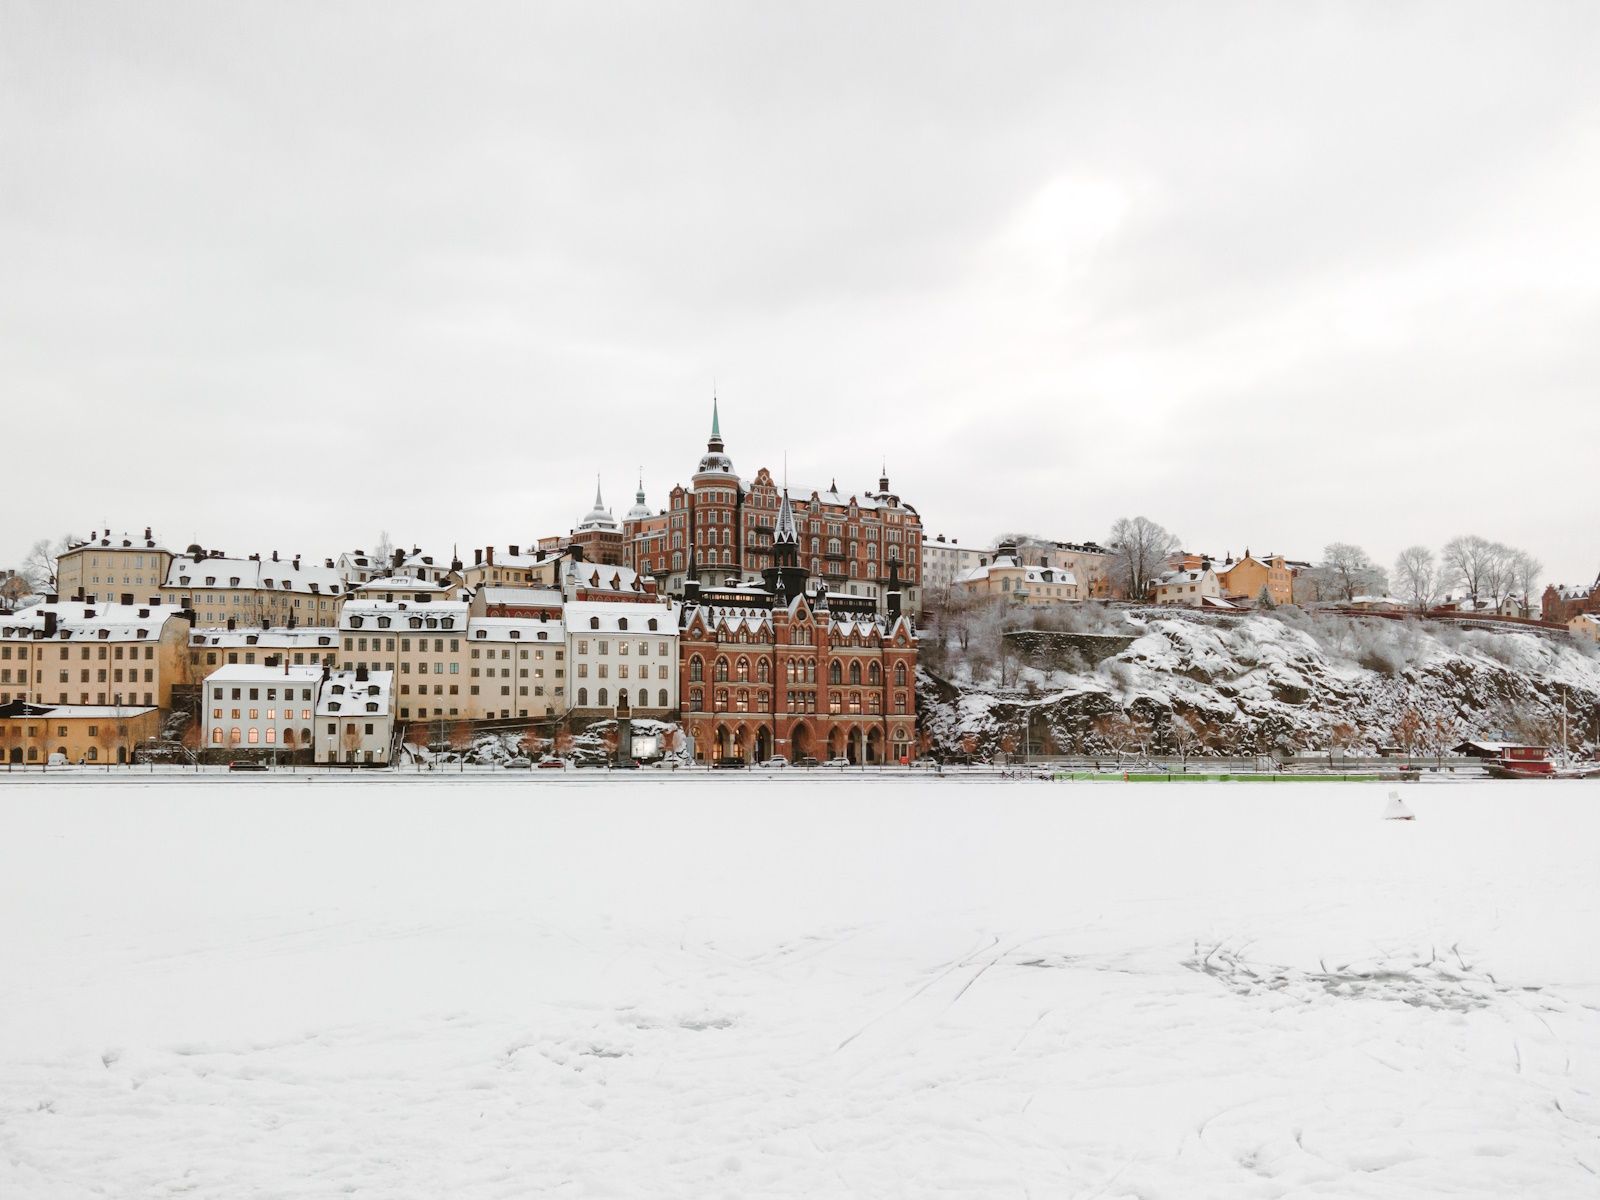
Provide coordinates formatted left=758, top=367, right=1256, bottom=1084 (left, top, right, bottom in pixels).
left=46, top=752, right=68, bottom=767
left=826, top=757, right=852, bottom=768
left=794, top=756, right=819, bottom=768
left=713, top=758, right=747, bottom=769
left=537, top=756, right=568, bottom=769
left=228, top=760, right=268, bottom=772
left=504, top=757, right=532, bottom=769
left=759, top=756, right=790, bottom=768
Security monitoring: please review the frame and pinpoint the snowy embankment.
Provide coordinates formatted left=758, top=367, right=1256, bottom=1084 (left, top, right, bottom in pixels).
left=921, top=609, right=1600, bottom=758
left=2, top=776, right=1597, bottom=1197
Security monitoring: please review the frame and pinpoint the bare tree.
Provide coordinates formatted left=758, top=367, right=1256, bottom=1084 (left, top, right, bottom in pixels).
left=1313, top=543, right=1387, bottom=602
left=1440, top=535, right=1504, bottom=602
left=1106, top=516, right=1180, bottom=601
left=373, top=530, right=396, bottom=570
left=1169, top=710, right=1219, bottom=766
left=1390, top=708, right=1426, bottom=755
left=1509, top=550, right=1542, bottom=615
left=1393, top=545, right=1439, bottom=613
left=22, top=534, right=76, bottom=594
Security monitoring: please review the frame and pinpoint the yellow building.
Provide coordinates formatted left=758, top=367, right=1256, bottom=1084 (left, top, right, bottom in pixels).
left=1216, top=552, right=1295, bottom=606
left=1570, top=614, right=1600, bottom=644
left=190, top=625, right=342, bottom=678
left=953, top=543, right=1081, bottom=606
left=57, top=529, right=173, bottom=604
left=461, top=545, right=569, bottom=591
left=0, top=701, right=163, bottom=765
left=0, top=601, right=192, bottom=710
left=163, top=551, right=346, bottom=628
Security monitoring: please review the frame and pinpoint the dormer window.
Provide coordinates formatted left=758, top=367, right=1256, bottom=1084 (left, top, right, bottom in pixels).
left=647, top=618, right=658, bottom=631
left=590, top=617, right=600, bottom=630
left=510, top=630, right=521, bottom=639
left=350, top=616, right=363, bottom=628
left=537, top=631, right=548, bottom=640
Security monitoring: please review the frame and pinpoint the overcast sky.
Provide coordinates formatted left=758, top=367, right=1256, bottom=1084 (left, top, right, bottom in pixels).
left=3, top=2, right=1597, bottom=589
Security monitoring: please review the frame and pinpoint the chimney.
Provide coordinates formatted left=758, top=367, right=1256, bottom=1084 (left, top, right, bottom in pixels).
left=144, top=527, right=152, bottom=540
left=392, top=549, right=403, bottom=570
left=474, top=548, right=483, bottom=566
left=486, top=546, right=495, bottom=566
left=227, top=617, right=236, bottom=631
left=84, top=608, right=96, bottom=620
left=138, top=608, right=150, bottom=618
left=510, top=545, right=520, bottom=557
left=272, top=550, right=279, bottom=563
left=43, top=612, right=58, bottom=638
left=356, top=664, right=368, bottom=682
left=121, top=593, right=133, bottom=606
left=570, top=545, right=585, bottom=563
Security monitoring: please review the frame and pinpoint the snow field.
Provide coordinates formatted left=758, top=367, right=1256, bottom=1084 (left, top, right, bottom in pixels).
left=1, top=777, right=1596, bottom=1197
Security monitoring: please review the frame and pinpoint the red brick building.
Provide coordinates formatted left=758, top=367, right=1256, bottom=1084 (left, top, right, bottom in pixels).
left=626, top=402, right=924, bottom=615
left=1542, top=571, right=1600, bottom=624
left=677, top=490, right=917, bottom=764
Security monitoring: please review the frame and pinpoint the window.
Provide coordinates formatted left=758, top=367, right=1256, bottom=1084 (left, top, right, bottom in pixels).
left=577, top=688, right=588, bottom=706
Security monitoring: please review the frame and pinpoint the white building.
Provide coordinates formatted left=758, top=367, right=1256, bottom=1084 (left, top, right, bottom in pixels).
left=202, top=663, right=321, bottom=757
left=315, top=668, right=395, bottom=765
left=566, top=600, right=678, bottom=716
left=1570, top=613, right=1600, bottom=644
left=1152, top=566, right=1227, bottom=608
left=190, top=625, right=341, bottom=675
left=921, top=535, right=990, bottom=603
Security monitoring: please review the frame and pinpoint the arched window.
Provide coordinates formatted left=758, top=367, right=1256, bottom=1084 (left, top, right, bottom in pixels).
left=578, top=688, right=588, bottom=706
left=757, top=690, right=768, bottom=708
left=690, top=655, right=704, bottom=682
left=849, top=661, right=861, bottom=685
left=598, top=688, right=609, bottom=707
left=807, top=659, right=817, bottom=683
left=736, top=689, right=749, bottom=712
left=637, top=688, right=647, bottom=706
left=736, top=657, right=750, bottom=682
left=715, top=688, right=728, bottom=709
left=829, top=661, right=842, bottom=685
left=590, top=616, right=600, bottom=629
left=894, top=662, right=907, bottom=687
left=715, top=657, right=729, bottom=681
left=658, top=688, right=669, bottom=707
left=648, top=618, right=658, bottom=631
left=868, top=694, right=881, bottom=714
left=722, top=550, right=732, bottom=565
left=211, top=728, right=222, bottom=744
left=230, top=728, right=242, bottom=744
left=868, top=662, right=881, bottom=685
left=756, top=659, right=769, bottom=683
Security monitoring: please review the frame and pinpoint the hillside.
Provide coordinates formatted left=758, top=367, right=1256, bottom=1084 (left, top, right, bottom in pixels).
left=917, top=606, right=1600, bottom=760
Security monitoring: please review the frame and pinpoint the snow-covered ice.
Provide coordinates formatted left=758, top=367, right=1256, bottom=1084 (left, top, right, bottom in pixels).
left=2, top=774, right=1597, bottom=1197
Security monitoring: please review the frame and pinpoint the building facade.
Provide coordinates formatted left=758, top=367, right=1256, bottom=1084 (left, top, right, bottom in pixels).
left=629, top=403, right=923, bottom=615
left=1215, top=552, right=1295, bottom=606
left=0, top=700, right=162, bottom=765
left=190, top=625, right=341, bottom=677
left=0, top=601, right=191, bottom=710
left=677, top=491, right=917, bottom=765
left=315, top=669, right=395, bottom=764
left=58, top=529, right=173, bottom=604
left=202, top=663, right=322, bottom=756
left=163, top=551, right=346, bottom=628
left=1543, top=572, right=1600, bottom=624
left=566, top=600, right=678, bottom=718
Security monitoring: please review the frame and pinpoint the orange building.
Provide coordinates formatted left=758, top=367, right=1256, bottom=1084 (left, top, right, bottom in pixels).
left=1216, top=551, right=1295, bottom=606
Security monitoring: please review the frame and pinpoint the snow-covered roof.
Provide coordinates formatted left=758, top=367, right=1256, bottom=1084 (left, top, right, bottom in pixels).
left=340, top=599, right=468, bottom=632
left=565, top=561, right=653, bottom=595
left=191, top=626, right=341, bottom=648
left=1, top=702, right=158, bottom=719
left=204, top=663, right=325, bottom=686
left=0, top=601, right=185, bottom=643
left=67, top=530, right=168, bottom=554
left=353, top=575, right=453, bottom=594
left=165, top=556, right=345, bottom=595
left=317, top=669, right=393, bottom=717
left=467, top=616, right=565, bottom=641
left=1156, top=568, right=1217, bottom=588
left=478, top=586, right=563, bottom=608
left=567, top=600, right=678, bottom=634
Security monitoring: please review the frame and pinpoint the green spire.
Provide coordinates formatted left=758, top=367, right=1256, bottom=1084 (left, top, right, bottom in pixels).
left=711, top=395, right=721, bottom=441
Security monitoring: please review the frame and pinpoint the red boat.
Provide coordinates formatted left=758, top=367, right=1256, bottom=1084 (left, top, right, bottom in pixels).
left=1484, top=744, right=1600, bottom=780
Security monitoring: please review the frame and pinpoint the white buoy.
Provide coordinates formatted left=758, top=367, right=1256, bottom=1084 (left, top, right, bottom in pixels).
left=1383, top=790, right=1415, bottom=821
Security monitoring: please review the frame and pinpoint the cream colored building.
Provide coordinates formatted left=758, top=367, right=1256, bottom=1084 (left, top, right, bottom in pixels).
left=190, top=625, right=341, bottom=678
left=350, top=575, right=464, bottom=602
left=337, top=599, right=470, bottom=724
left=953, top=543, right=1081, bottom=606
left=1570, top=613, right=1600, bottom=644
left=163, top=552, right=346, bottom=628
left=462, top=546, right=569, bottom=592
left=466, top=616, right=568, bottom=720
left=0, top=601, right=191, bottom=710
left=0, top=701, right=162, bottom=766
left=921, top=535, right=989, bottom=603
left=57, top=529, right=173, bottom=603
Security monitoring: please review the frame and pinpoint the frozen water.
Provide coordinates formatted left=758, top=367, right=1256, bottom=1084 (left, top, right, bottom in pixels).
left=1, top=774, right=1596, bottom=1197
